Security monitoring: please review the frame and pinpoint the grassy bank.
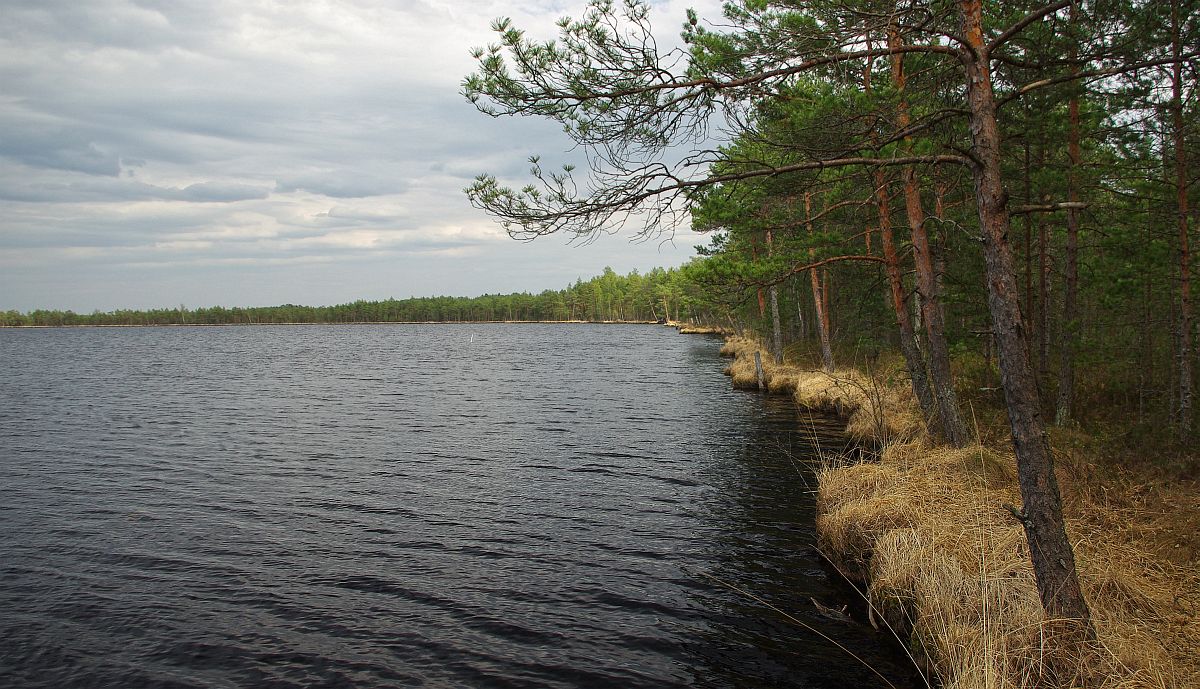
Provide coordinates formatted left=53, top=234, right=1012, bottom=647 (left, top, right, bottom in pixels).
left=719, top=336, right=1200, bottom=689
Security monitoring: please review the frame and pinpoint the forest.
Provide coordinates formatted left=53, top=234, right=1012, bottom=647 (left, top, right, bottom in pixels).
left=0, top=266, right=724, bottom=327
left=460, top=0, right=1197, bottom=687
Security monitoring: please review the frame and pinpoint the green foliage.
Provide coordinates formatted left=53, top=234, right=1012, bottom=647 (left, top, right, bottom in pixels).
left=1, top=265, right=735, bottom=328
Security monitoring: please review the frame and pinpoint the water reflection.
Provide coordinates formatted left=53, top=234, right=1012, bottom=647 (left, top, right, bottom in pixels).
left=690, top=395, right=915, bottom=688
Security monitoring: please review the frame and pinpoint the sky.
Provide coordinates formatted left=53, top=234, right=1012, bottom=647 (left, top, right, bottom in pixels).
left=0, top=0, right=724, bottom=312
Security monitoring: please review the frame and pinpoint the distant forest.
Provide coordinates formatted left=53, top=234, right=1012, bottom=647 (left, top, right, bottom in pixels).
left=1, top=266, right=725, bottom=327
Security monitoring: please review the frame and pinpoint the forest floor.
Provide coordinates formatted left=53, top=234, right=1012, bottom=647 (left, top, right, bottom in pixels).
left=717, top=335, right=1200, bottom=689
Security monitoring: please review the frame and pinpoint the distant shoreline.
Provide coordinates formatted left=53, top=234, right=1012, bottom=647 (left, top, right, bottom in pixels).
left=2, top=320, right=671, bottom=329
left=0, top=320, right=732, bottom=335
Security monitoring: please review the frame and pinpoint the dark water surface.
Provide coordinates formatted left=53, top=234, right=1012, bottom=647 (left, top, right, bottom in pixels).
left=0, top=324, right=911, bottom=688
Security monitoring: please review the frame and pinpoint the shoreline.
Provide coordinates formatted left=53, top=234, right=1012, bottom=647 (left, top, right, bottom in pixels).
left=1, top=320, right=733, bottom=334
left=0, top=320, right=694, bottom=329
left=717, top=334, right=1199, bottom=688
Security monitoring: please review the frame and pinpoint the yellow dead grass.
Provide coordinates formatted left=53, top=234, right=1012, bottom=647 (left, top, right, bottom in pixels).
left=718, top=335, right=1200, bottom=688
left=817, top=441, right=1200, bottom=689
left=676, top=322, right=728, bottom=335
left=719, top=335, right=924, bottom=444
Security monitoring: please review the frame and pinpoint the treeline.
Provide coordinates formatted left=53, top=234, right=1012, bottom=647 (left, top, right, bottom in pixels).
left=463, top=0, right=1197, bottom=652
left=466, top=0, right=1198, bottom=438
left=0, top=266, right=729, bottom=327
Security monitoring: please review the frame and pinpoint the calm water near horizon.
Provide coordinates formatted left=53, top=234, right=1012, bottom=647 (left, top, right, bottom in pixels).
left=0, top=324, right=912, bottom=688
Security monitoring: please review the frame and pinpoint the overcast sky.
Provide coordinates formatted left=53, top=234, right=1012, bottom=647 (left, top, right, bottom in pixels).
left=0, top=0, right=724, bottom=312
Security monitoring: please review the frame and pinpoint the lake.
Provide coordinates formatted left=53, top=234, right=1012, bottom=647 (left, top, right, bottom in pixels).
left=0, top=324, right=912, bottom=688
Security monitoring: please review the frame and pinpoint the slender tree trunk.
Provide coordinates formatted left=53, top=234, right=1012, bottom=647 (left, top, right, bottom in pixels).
left=1039, top=198, right=1052, bottom=380
left=823, top=268, right=833, bottom=337
left=932, top=197, right=949, bottom=328
left=1056, top=4, right=1084, bottom=427
left=876, top=167, right=938, bottom=426
left=890, top=26, right=970, bottom=446
left=957, top=0, right=1095, bottom=654
left=769, top=286, right=783, bottom=364
left=1024, top=138, right=1035, bottom=342
left=794, top=281, right=808, bottom=340
left=1172, top=0, right=1193, bottom=436
left=752, top=238, right=766, bottom=320
left=907, top=166, right=971, bottom=445
left=767, top=228, right=784, bottom=365
left=1139, top=203, right=1153, bottom=422
left=806, top=192, right=835, bottom=373
left=1056, top=5, right=1082, bottom=426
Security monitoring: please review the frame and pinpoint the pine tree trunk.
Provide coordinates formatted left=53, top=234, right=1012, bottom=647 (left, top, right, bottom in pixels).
left=957, top=0, right=1095, bottom=652
left=890, top=27, right=970, bottom=446
left=908, top=170, right=970, bottom=446
left=794, top=281, right=808, bottom=340
left=1024, top=139, right=1035, bottom=346
left=1039, top=205, right=1052, bottom=380
left=806, top=192, right=835, bottom=373
left=1172, top=0, right=1193, bottom=436
left=876, top=167, right=938, bottom=426
left=767, top=229, right=784, bottom=365
left=1056, top=7, right=1082, bottom=426
left=770, top=285, right=784, bottom=365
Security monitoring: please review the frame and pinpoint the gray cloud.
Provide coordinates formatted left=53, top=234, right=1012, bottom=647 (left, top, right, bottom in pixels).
left=274, top=173, right=405, bottom=199
left=0, top=0, right=719, bottom=312
left=0, top=127, right=122, bottom=176
left=177, top=182, right=271, bottom=202
left=0, top=174, right=269, bottom=204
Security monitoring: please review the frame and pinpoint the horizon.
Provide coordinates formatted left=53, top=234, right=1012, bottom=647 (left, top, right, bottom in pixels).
left=5, top=264, right=686, bottom=315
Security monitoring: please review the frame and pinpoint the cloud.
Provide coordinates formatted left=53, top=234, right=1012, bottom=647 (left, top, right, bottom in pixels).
left=0, top=173, right=270, bottom=204
left=0, top=0, right=722, bottom=312
left=177, top=181, right=271, bottom=202
left=274, top=172, right=404, bottom=199
left=317, top=203, right=410, bottom=224
left=0, top=126, right=122, bottom=176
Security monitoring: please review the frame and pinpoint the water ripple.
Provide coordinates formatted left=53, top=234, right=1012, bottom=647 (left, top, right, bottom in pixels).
left=0, top=324, right=912, bottom=688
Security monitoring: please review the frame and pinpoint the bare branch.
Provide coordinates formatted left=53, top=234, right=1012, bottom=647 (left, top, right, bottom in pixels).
left=1010, top=201, right=1089, bottom=215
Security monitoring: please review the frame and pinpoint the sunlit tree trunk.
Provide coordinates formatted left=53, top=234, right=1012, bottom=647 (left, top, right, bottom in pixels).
left=875, top=167, right=938, bottom=429
left=890, top=25, right=970, bottom=446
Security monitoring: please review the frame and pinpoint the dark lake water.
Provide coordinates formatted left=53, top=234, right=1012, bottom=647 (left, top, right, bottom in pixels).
left=0, top=324, right=912, bottom=688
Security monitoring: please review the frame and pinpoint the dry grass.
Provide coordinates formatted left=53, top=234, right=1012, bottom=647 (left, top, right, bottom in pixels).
left=816, top=437, right=1200, bottom=689
left=719, top=336, right=924, bottom=444
left=793, top=367, right=925, bottom=445
left=718, top=335, right=1200, bottom=688
left=676, top=322, right=729, bottom=335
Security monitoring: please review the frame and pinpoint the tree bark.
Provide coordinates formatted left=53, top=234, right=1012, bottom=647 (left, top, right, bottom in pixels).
left=1056, top=4, right=1082, bottom=426
left=806, top=192, right=836, bottom=373
left=1024, top=138, right=1035, bottom=347
left=1172, top=0, right=1193, bottom=436
left=768, top=226, right=784, bottom=364
left=890, top=26, right=971, bottom=446
left=769, top=285, right=784, bottom=364
left=956, top=0, right=1095, bottom=651
left=876, top=167, right=938, bottom=427
left=1039, top=190, right=1052, bottom=380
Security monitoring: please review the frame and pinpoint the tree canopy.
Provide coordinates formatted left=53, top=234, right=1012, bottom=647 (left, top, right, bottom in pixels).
left=463, top=0, right=1199, bottom=672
